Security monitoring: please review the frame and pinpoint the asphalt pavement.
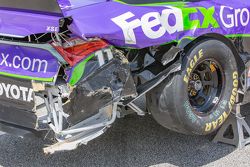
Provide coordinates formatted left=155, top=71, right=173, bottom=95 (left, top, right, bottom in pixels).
left=1, top=103, right=250, bottom=167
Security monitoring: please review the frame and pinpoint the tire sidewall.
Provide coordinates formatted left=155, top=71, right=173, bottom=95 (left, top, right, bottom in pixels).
left=174, top=40, right=239, bottom=135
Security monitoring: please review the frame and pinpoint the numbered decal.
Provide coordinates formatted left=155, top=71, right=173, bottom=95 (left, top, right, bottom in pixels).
left=95, top=48, right=114, bottom=66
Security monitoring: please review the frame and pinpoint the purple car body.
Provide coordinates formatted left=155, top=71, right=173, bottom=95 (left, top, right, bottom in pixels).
left=66, top=0, right=250, bottom=48
left=0, top=0, right=250, bottom=153
left=0, top=0, right=249, bottom=48
left=0, top=0, right=249, bottom=82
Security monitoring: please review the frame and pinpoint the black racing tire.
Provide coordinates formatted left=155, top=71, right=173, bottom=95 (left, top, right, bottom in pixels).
left=146, top=39, right=239, bottom=135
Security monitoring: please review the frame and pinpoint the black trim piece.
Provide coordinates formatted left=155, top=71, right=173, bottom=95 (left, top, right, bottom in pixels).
left=0, top=0, right=62, bottom=14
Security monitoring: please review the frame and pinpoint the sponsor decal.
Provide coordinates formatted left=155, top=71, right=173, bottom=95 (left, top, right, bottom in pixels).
left=0, top=43, right=60, bottom=80
left=112, top=6, right=183, bottom=44
left=183, top=6, right=219, bottom=30
left=220, top=6, right=250, bottom=28
left=0, top=82, right=33, bottom=102
left=112, top=5, right=249, bottom=45
left=0, top=53, right=48, bottom=73
left=46, top=26, right=59, bottom=32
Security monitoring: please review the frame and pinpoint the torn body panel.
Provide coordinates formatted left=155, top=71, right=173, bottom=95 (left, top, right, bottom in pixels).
left=36, top=53, right=137, bottom=153
left=63, top=52, right=137, bottom=125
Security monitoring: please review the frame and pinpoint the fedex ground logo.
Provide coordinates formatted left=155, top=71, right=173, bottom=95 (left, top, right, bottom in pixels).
left=112, top=6, right=184, bottom=44
left=112, top=6, right=250, bottom=45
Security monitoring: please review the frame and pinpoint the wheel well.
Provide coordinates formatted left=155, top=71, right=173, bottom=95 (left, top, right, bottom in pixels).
left=178, top=33, right=245, bottom=75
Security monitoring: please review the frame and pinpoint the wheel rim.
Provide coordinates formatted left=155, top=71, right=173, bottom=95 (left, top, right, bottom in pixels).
left=187, top=59, right=224, bottom=115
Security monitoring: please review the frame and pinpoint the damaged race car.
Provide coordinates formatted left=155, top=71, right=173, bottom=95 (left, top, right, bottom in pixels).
left=0, top=0, right=250, bottom=154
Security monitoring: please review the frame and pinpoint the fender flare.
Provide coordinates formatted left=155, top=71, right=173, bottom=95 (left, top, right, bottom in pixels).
left=177, top=33, right=245, bottom=75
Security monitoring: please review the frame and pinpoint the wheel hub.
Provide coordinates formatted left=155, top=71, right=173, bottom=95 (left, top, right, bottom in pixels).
left=187, top=59, right=223, bottom=115
left=188, top=73, right=203, bottom=97
left=194, top=80, right=202, bottom=91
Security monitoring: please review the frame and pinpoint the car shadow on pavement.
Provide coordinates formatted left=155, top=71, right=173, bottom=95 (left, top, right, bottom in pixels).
left=0, top=112, right=238, bottom=167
